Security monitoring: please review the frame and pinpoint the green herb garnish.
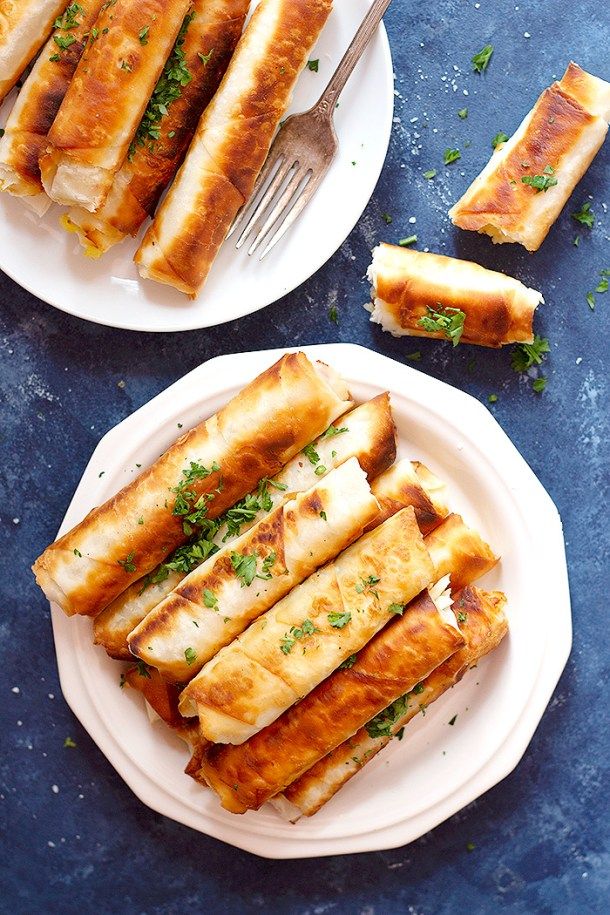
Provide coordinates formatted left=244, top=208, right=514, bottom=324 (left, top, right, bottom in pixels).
left=280, top=619, right=318, bottom=654
left=423, top=169, right=436, bottom=179
left=139, top=26, right=150, bottom=45
left=521, top=165, right=557, bottom=193
left=571, top=201, right=594, bottom=228
left=458, top=108, right=468, bottom=119
left=321, top=424, right=348, bottom=439
left=532, top=377, right=547, bottom=393
left=198, top=49, right=214, bottom=65
left=184, top=647, right=197, bottom=666
left=339, top=654, right=357, bottom=669
left=387, top=603, right=404, bottom=615
left=307, top=59, right=319, bottom=72
left=511, top=335, right=550, bottom=373
left=443, top=148, right=461, bottom=165
left=398, top=235, right=417, bottom=246
left=491, top=131, right=509, bottom=149
left=471, top=44, right=493, bottom=73
left=203, top=589, right=218, bottom=610
left=328, top=610, right=352, bottom=628
left=63, top=736, right=77, bottom=748
left=117, top=551, right=136, bottom=573
left=418, top=305, right=465, bottom=346
left=366, top=694, right=408, bottom=738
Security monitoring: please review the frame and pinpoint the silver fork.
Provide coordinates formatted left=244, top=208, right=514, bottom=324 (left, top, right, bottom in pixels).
left=228, top=0, right=393, bottom=259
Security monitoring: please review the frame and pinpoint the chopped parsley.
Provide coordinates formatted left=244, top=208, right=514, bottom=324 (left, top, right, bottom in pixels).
left=491, top=131, right=509, bottom=149
left=203, top=589, right=218, bottom=610
left=412, top=683, right=425, bottom=695
left=170, top=458, right=220, bottom=535
left=328, top=610, right=351, bottom=628
left=136, top=660, right=151, bottom=679
left=587, top=291, right=596, bottom=310
left=139, top=25, right=150, bottom=45
left=280, top=619, right=318, bottom=654
left=139, top=530, right=219, bottom=592
left=302, top=443, right=321, bottom=465
left=398, top=234, right=417, bottom=247
left=319, top=510, right=327, bottom=521
left=418, top=305, right=465, bottom=346
left=532, top=377, right=547, bottom=394
left=307, top=59, right=319, bottom=72
left=457, top=611, right=468, bottom=623
left=466, top=842, right=476, bottom=852
left=117, top=551, right=136, bottom=573
left=339, top=654, right=358, bottom=669
left=54, top=3, right=83, bottom=30
left=355, top=574, right=380, bottom=597
left=130, top=14, right=194, bottom=158
left=63, top=736, right=77, bottom=748
left=381, top=212, right=393, bottom=224
left=521, top=165, right=557, bottom=193
left=387, top=603, right=404, bottom=615
left=406, top=351, right=422, bottom=361
left=231, top=551, right=276, bottom=586
left=423, top=169, right=436, bottom=179
left=471, top=44, right=493, bottom=73
left=198, top=49, right=214, bottom=65
left=595, top=271, right=609, bottom=294
left=53, top=34, right=77, bottom=50
left=571, top=201, right=594, bottom=228
left=320, top=424, right=348, bottom=439
left=443, top=148, right=461, bottom=165
left=119, top=673, right=126, bottom=689
left=511, top=335, right=550, bottom=373
left=488, top=394, right=498, bottom=404
left=328, top=304, right=339, bottom=324
left=184, top=647, right=197, bottom=666
left=73, top=548, right=82, bottom=557
left=458, top=107, right=468, bottom=119
left=366, top=694, right=408, bottom=738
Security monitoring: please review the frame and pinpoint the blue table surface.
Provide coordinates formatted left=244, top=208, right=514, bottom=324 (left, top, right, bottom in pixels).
left=1, top=0, right=609, bottom=911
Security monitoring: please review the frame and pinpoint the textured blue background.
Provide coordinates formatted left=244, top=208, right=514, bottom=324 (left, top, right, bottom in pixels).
left=1, top=0, right=609, bottom=911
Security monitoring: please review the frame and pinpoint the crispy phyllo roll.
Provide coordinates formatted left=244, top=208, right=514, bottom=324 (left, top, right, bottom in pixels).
left=0, top=0, right=106, bottom=212
left=198, top=580, right=464, bottom=812
left=366, top=244, right=542, bottom=348
left=40, top=0, right=193, bottom=211
left=425, top=512, right=499, bottom=592
left=92, top=394, right=396, bottom=660
left=32, top=353, right=352, bottom=617
left=135, top=0, right=334, bottom=296
left=123, top=662, right=198, bottom=744
left=0, top=0, right=67, bottom=102
left=370, top=458, right=448, bottom=534
left=62, top=0, right=248, bottom=255
left=277, top=586, right=508, bottom=820
left=128, top=459, right=380, bottom=681
left=179, top=507, right=435, bottom=744
left=449, top=62, right=610, bottom=251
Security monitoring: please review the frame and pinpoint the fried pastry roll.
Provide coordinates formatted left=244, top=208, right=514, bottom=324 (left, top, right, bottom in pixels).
left=449, top=62, right=610, bottom=251
left=366, top=244, right=542, bottom=348
left=62, top=0, right=249, bottom=255
left=40, top=0, right=193, bottom=211
left=92, top=393, right=396, bottom=660
left=123, top=662, right=198, bottom=744
left=370, top=457, right=448, bottom=535
left=198, top=579, right=464, bottom=812
left=0, top=0, right=106, bottom=213
left=425, top=512, right=498, bottom=592
left=127, top=459, right=380, bottom=681
left=0, top=0, right=67, bottom=102
left=276, top=586, right=508, bottom=819
left=33, top=353, right=352, bottom=617
left=179, top=507, right=435, bottom=744
left=134, top=0, right=334, bottom=296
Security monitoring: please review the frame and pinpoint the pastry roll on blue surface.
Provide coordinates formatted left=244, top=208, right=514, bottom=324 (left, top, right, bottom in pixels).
left=449, top=62, right=610, bottom=251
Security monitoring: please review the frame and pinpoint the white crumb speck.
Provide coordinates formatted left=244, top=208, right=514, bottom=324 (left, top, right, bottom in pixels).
left=11, top=687, right=19, bottom=694
left=48, top=841, right=55, bottom=848
left=12, top=518, right=19, bottom=524
left=524, top=32, right=531, bottom=38
left=52, top=785, right=59, bottom=794
left=408, top=216, right=417, bottom=224
left=576, top=357, right=582, bottom=365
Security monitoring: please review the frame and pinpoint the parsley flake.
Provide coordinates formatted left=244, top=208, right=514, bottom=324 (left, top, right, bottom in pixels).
left=471, top=44, right=493, bottom=73
left=117, top=551, right=136, bottom=573
left=458, top=107, right=468, bottom=119
left=184, top=647, right=197, bottom=666
left=328, top=610, right=352, bottom=628
left=532, top=377, right=547, bottom=393
left=307, top=59, right=319, bottom=72
left=139, top=25, right=150, bottom=45
left=418, top=304, right=465, bottom=346
left=198, top=49, right=214, bottom=65
left=511, top=335, right=550, bottom=372
left=203, top=589, right=218, bottom=610
left=571, top=201, right=594, bottom=228
left=398, top=234, right=417, bottom=246
left=443, top=148, right=461, bottom=165
left=491, top=131, right=509, bottom=149
left=521, top=165, right=557, bottom=193
left=423, top=169, right=436, bottom=179
left=339, top=654, right=357, bottom=669
left=63, top=736, right=77, bottom=748
left=388, top=603, right=404, bottom=615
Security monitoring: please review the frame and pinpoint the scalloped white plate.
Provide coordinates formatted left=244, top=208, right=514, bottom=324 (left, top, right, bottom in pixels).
left=49, top=344, right=572, bottom=857
left=0, top=0, right=393, bottom=332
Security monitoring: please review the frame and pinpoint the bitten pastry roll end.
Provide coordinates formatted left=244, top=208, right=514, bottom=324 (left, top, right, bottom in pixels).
left=365, top=244, right=542, bottom=348
left=449, top=62, right=610, bottom=251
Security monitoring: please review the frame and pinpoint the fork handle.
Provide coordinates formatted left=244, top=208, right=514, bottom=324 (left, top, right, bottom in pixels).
left=312, top=0, right=394, bottom=119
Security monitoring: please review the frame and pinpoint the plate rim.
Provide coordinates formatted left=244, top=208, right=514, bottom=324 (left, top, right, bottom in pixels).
left=49, top=343, right=572, bottom=858
left=0, top=9, right=394, bottom=333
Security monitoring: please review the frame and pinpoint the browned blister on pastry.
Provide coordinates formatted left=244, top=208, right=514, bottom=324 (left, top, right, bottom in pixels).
left=278, top=586, right=508, bottom=819
left=198, top=584, right=464, bottom=813
left=32, top=353, right=352, bottom=617
left=135, top=0, right=334, bottom=296
left=63, top=0, right=249, bottom=254
left=0, top=0, right=67, bottom=102
left=449, top=62, right=610, bottom=251
left=366, top=244, right=542, bottom=348
left=92, top=394, right=396, bottom=661
left=0, top=0, right=106, bottom=211
left=40, top=0, right=193, bottom=211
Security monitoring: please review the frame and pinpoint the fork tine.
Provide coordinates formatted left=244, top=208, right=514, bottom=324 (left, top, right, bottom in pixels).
left=227, top=152, right=285, bottom=241
left=235, top=158, right=297, bottom=250
left=257, top=164, right=329, bottom=259
left=247, top=167, right=310, bottom=256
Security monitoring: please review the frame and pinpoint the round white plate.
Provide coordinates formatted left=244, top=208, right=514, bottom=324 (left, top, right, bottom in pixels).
left=0, top=1, right=393, bottom=332
left=49, top=344, right=572, bottom=858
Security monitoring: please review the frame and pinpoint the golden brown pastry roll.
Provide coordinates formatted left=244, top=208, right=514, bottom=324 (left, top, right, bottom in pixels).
left=40, top=0, right=193, bottom=211
left=135, top=0, right=334, bottom=296
left=0, top=0, right=67, bottom=102
left=366, top=244, right=542, bottom=348
left=124, top=662, right=198, bottom=744
left=277, top=586, right=508, bottom=819
left=180, top=507, right=434, bottom=744
left=92, top=393, right=396, bottom=660
left=449, top=62, right=610, bottom=251
left=32, top=353, right=352, bottom=617
left=198, top=580, right=464, bottom=812
left=370, top=458, right=448, bottom=535
left=127, top=459, right=380, bottom=681
left=0, top=0, right=106, bottom=212
left=425, top=512, right=499, bottom=592
left=62, top=0, right=249, bottom=255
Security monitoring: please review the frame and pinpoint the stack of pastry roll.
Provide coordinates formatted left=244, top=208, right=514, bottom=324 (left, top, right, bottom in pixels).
left=0, top=0, right=68, bottom=102
left=62, top=0, right=250, bottom=255
left=135, top=0, right=334, bottom=296
left=449, top=62, right=610, bottom=251
left=40, top=0, right=195, bottom=211
left=0, top=0, right=107, bottom=213
left=365, top=244, right=543, bottom=348
left=32, top=353, right=509, bottom=819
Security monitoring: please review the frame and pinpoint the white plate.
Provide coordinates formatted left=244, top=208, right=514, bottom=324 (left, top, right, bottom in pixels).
left=49, top=344, right=572, bottom=858
left=0, top=1, right=392, bottom=332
